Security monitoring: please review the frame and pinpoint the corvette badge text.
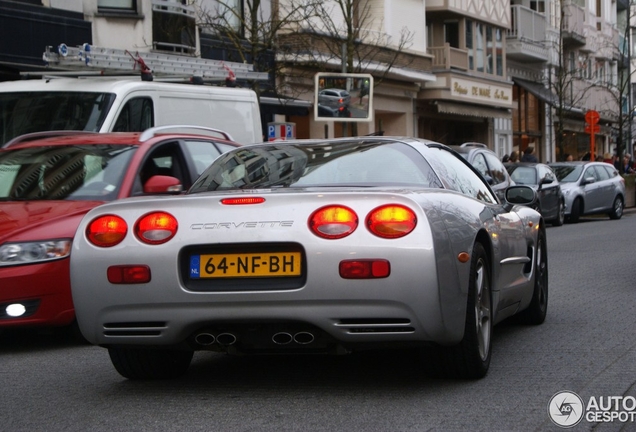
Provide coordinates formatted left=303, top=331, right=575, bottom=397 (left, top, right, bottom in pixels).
left=548, top=391, right=636, bottom=428
left=191, top=221, right=294, bottom=229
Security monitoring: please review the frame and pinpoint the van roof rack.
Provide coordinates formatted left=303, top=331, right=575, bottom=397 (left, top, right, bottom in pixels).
left=40, top=43, right=269, bottom=83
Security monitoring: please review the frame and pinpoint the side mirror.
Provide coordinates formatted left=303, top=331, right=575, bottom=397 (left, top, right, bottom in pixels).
left=504, top=185, right=537, bottom=210
left=143, top=175, right=183, bottom=194
left=314, top=72, right=373, bottom=122
left=581, top=176, right=596, bottom=185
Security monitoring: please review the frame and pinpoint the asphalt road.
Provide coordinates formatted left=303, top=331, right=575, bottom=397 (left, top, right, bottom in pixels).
left=1, top=211, right=636, bottom=432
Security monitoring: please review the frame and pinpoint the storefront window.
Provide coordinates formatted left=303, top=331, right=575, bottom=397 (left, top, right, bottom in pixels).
left=512, top=84, right=543, bottom=159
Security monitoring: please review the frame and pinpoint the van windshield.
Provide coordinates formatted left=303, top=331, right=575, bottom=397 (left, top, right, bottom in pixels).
left=0, top=92, right=116, bottom=145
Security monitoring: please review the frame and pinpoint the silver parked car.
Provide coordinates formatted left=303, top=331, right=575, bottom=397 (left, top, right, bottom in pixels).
left=70, top=137, right=547, bottom=380
left=548, top=161, right=625, bottom=223
left=318, top=88, right=351, bottom=109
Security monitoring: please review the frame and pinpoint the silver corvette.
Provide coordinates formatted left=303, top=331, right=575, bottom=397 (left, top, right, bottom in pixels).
left=70, top=137, right=548, bottom=380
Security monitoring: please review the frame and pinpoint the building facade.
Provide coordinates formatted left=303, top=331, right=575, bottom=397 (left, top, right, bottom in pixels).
left=0, top=0, right=630, bottom=162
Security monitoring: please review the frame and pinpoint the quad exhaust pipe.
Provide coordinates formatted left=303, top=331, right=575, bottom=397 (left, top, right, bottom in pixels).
left=272, top=331, right=315, bottom=345
left=195, top=330, right=314, bottom=347
left=194, top=332, right=236, bottom=346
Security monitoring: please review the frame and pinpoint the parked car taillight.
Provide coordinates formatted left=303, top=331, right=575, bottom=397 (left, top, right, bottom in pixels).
left=86, top=215, right=128, bottom=247
left=309, top=205, right=358, bottom=239
left=135, top=212, right=178, bottom=244
left=366, top=205, right=417, bottom=238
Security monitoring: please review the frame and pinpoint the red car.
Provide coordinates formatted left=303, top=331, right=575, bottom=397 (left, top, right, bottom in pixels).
left=0, top=126, right=241, bottom=332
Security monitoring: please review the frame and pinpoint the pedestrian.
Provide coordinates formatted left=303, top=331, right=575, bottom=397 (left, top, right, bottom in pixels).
left=564, top=153, right=574, bottom=161
left=502, top=154, right=510, bottom=163
left=521, top=146, right=539, bottom=163
left=622, top=155, right=634, bottom=174
left=509, top=151, right=519, bottom=163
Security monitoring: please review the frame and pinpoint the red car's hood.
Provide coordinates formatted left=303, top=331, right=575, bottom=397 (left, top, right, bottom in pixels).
left=0, top=200, right=104, bottom=243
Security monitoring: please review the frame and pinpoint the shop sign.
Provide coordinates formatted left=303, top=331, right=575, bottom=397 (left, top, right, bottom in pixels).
left=450, top=78, right=512, bottom=107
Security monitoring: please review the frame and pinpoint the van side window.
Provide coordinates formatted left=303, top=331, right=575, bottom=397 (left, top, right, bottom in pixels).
left=113, top=97, right=154, bottom=132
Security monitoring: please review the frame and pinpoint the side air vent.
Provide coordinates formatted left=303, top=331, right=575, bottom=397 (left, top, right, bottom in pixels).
left=336, top=318, right=414, bottom=334
left=103, top=321, right=167, bottom=337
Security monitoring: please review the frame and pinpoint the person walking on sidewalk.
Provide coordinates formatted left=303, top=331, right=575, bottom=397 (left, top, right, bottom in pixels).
left=521, top=146, right=539, bottom=163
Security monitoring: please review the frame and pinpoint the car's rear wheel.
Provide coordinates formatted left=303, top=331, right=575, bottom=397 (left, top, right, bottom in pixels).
left=552, top=201, right=565, bottom=226
left=609, top=196, right=623, bottom=220
left=108, top=347, right=193, bottom=380
left=568, top=198, right=582, bottom=223
left=518, top=229, right=548, bottom=325
left=433, top=242, right=492, bottom=379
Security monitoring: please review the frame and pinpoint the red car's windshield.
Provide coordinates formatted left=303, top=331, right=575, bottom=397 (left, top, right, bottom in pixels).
left=0, top=145, right=136, bottom=201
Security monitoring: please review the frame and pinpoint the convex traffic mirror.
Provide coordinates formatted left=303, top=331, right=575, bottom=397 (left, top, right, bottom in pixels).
left=314, top=72, right=373, bottom=122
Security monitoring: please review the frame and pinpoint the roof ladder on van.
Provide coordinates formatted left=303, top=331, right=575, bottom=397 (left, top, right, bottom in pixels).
left=38, top=43, right=269, bottom=83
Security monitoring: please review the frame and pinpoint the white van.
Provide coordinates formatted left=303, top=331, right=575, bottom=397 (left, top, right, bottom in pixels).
left=0, top=77, right=263, bottom=145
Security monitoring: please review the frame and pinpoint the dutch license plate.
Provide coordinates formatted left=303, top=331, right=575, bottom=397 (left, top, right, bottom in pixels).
left=189, top=252, right=302, bottom=279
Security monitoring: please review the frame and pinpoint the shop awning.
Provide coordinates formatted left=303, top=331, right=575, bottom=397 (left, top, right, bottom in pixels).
left=513, top=77, right=558, bottom=106
left=435, top=101, right=510, bottom=118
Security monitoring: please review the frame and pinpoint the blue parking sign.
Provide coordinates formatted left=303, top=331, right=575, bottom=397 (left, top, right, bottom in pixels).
left=268, top=125, right=275, bottom=139
left=286, top=124, right=293, bottom=138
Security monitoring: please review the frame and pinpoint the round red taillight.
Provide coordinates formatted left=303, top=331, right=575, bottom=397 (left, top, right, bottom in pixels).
left=308, top=205, right=358, bottom=239
left=366, top=205, right=417, bottom=238
left=86, top=215, right=128, bottom=247
left=134, top=212, right=178, bottom=244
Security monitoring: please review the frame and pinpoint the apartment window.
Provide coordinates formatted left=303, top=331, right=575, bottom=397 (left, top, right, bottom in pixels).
left=445, top=21, right=460, bottom=48
left=465, top=20, right=504, bottom=77
left=221, top=0, right=242, bottom=33
left=496, top=29, right=503, bottom=76
left=152, top=0, right=196, bottom=54
left=530, top=1, right=545, bottom=13
left=98, top=0, right=136, bottom=12
left=475, top=23, right=484, bottom=73
left=466, top=20, right=474, bottom=70
left=486, top=27, right=493, bottom=74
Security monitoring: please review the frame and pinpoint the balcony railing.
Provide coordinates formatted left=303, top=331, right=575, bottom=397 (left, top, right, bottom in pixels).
left=508, top=5, right=546, bottom=43
left=506, top=5, right=548, bottom=62
left=561, top=1, right=586, bottom=45
left=429, top=44, right=468, bottom=71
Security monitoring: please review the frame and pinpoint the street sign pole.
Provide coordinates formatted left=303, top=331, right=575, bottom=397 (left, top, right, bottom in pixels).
left=585, top=110, right=600, bottom=159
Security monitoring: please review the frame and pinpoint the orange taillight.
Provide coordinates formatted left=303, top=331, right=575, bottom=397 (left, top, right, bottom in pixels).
left=366, top=205, right=417, bottom=238
left=135, top=212, right=178, bottom=244
left=308, top=205, right=358, bottom=239
left=86, top=215, right=128, bottom=247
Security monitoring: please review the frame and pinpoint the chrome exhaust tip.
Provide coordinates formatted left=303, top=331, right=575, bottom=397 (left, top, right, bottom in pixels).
left=194, top=333, right=216, bottom=346
left=216, top=333, right=237, bottom=346
left=272, top=332, right=293, bottom=345
left=293, top=332, right=315, bottom=345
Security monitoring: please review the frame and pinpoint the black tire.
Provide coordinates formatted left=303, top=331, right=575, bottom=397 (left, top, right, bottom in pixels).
left=551, top=200, right=565, bottom=226
left=434, top=242, right=492, bottom=379
left=569, top=198, right=582, bottom=223
left=518, top=229, right=548, bottom=325
left=609, top=196, right=624, bottom=220
left=108, top=347, right=194, bottom=380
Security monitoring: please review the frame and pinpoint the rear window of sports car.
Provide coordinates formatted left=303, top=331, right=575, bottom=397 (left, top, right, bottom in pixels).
left=189, top=141, right=443, bottom=192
